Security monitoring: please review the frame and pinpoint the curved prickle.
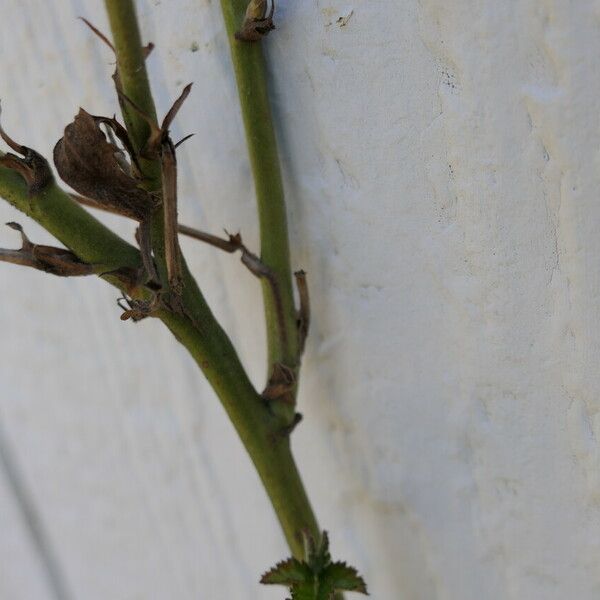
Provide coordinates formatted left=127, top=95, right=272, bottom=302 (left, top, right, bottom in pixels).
left=0, top=104, right=53, bottom=195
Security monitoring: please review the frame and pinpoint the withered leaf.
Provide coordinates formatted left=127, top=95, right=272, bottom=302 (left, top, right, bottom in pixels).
left=53, top=109, right=156, bottom=221
left=0, top=222, right=93, bottom=277
left=0, top=105, right=53, bottom=195
left=235, top=0, right=275, bottom=42
left=160, top=139, right=182, bottom=295
left=262, top=362, right=296, bottom=403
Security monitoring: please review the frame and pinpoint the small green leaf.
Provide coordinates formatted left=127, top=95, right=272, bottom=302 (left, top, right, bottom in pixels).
left=261, top=531, right=367, bottom=600
left=261, top=558, right=312, bottom=586
left=320, top=561, right=368, bottom=595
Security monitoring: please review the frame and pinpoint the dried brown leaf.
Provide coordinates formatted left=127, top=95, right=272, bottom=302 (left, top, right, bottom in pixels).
left=262, top=362, right=296, bottom=403
left=0, top=223, right=93, bottom=277
left=53, top=109, right=155, bottom=221
left=235, top=0, right=275, bottom=42
left=160, top=140, right=182, bottom=295
left=0, top=105, right=53, bottom=194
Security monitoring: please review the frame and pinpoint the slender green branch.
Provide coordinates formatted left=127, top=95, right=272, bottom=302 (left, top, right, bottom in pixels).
left=104, top=0, right=159, bottom=170
left=220, top=0, right=300, bottom=377
left=0, top=160, right=318, bottom=555
left=104, top=0, right=170, bottom=293
left=157, top=308, right=319, bottom=558
left=0, top=0, right=321, bottom=570
left=103, top=0, right=320, bottom=558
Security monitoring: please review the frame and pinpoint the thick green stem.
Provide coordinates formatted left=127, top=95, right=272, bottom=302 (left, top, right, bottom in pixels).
left=0, top=164, right=319, bottom=555
left=104, top=0, right=159, bottom=166
left=104, top=0, right=168, bottom=291
left=220, top=0, right=299, bottom=373
left=0, top=0, right=322, bottom=572
left=103, top=0, right=320, bottom=558
left=163, top=308, right=319, bottom=556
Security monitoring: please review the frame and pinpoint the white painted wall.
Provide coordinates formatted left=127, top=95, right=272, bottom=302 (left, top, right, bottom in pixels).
left=1, top=1, right=599, bottom=598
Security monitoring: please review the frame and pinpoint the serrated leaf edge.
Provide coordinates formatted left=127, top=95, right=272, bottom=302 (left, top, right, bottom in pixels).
left=260, top=557, right=310, bottom=586
left=322, top=561, right=369, bottom=594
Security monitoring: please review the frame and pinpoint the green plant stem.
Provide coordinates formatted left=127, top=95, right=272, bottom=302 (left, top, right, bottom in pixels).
left=0, top=163, right=319, bottom=556
left=104, top=0, right=159, bottom=165
left=102, top=0, right=321, bottom=558
left=104, top=0, right=168, bottom=290
left=0, top=0, right=323, bottom=568
left=161, top=298, right=319, bottom=561
left=220, top=0, right=299, bottom=375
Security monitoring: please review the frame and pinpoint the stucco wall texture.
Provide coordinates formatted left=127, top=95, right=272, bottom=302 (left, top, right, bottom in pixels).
left=0, top=1, right=598, bottom=599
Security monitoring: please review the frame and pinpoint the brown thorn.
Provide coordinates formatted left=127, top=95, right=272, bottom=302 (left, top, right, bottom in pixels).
left=0, top=102, right=25, bottom=154
left=282, top=413, right=303, bottom=437
left=173, top=133, right=195, bottom=150
left=78, top=17, right=115, bottom=53
left=143, top=42, right=155, bottom=59
left=294, top=270, right=310, bottom=356
left=161, top=83, right=193, bottom=133
left=6, top=221, right=32, bottom=251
